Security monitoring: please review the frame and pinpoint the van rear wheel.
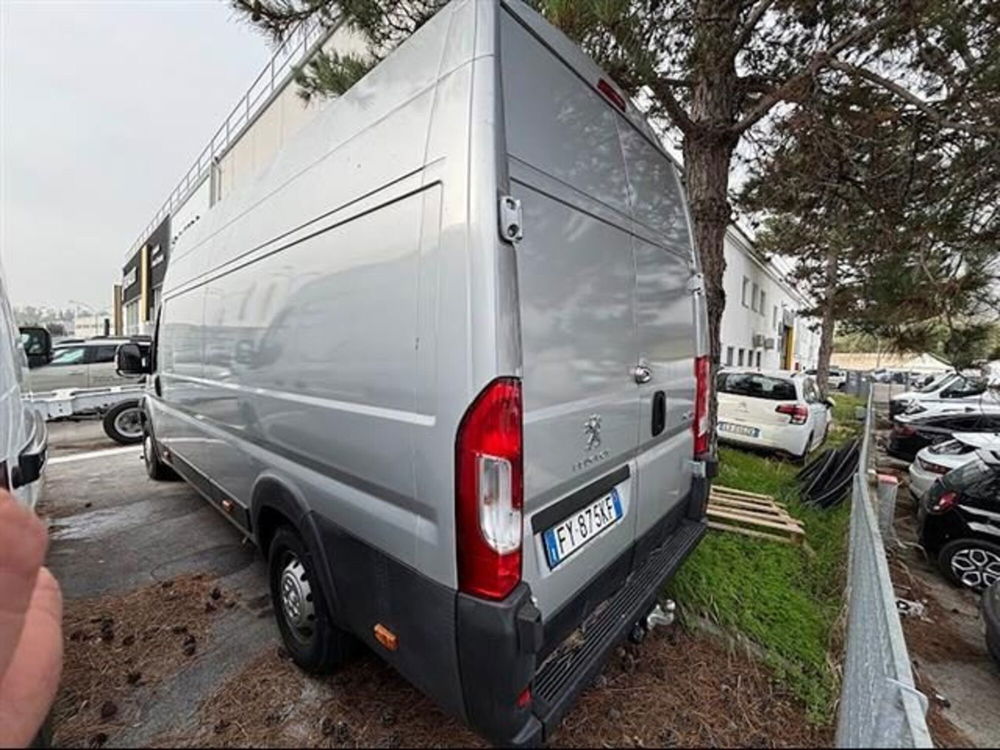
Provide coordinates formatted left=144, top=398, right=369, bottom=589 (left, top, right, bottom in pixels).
left=268, top=526, right=356, bottom=673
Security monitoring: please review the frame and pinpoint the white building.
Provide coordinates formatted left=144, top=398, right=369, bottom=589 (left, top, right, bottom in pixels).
left=720, top=226, right=820, bottom=372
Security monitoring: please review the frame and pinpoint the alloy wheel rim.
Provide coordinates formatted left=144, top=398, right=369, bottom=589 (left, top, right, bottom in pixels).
left=951, top=547, right=1000, bottom=589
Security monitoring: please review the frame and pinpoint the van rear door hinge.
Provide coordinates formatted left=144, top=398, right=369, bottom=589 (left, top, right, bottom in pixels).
left=499, top=196, right=523, bottom=243
left=687, top=272, right=704, bottom=294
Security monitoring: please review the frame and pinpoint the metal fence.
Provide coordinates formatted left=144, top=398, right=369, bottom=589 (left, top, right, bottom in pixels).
left=835, top=391, right=933, bottom=748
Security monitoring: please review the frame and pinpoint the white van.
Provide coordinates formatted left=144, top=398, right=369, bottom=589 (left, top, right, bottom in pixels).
left=120, top=1, right=712, bottom=744
left=0, top=262, right=47, bottom=507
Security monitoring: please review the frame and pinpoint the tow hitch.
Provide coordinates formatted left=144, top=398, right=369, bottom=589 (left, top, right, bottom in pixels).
left=628, top=600, right=676, bottom=644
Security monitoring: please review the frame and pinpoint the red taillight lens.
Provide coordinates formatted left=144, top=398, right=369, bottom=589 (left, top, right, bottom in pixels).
left=693, top=356, right=711, bottom=455
left=776, top=403, right=809, bottom=425
left=456, top=378, right=523, bottom=601
left=930, top=490, right=958, bottom=514
left=597, top=79, right=627, bottom=112
left=918, top=457, right=949, bottom=475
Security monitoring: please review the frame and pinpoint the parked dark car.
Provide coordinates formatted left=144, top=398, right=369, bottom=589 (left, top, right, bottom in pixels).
left=985, top=580, right=1000, bottom=666
left=888, top=406, right=1000, bottom=462
left=918, top=449, right=1000, bottom=590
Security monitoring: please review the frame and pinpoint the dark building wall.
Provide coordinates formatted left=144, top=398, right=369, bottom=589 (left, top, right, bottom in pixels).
left=122, top=250, right=141, bottom=305
left=148, top=215, right=171, bottom=291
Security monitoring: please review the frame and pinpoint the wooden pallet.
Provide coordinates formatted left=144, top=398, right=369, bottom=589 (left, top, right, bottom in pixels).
left=706, top=484, right=806, bottom=546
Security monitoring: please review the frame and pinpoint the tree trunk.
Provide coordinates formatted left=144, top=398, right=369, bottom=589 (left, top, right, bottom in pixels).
left=681, top=0, right=742, bottom=449
left=683, top=133, right=737, bottom=442
left=815, top=249, right=838, bottom=394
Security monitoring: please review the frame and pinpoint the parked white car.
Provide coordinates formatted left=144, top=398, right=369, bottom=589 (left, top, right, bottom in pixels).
left=908, top=431, right=1000, bottom=501
left=889, top=371, right=997, bottom=417
left=805, top=367, right=848, bottom=390
left=717, top=370, right=833, bottom=460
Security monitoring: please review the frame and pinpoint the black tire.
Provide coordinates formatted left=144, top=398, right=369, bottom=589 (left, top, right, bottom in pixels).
left=937, top=538, right=1000, bottom=591
left=268, top=526, right=356, bottom=673
left=143, top=433, right=178, bottom=481
left=102, top=401, right=144, bottom=445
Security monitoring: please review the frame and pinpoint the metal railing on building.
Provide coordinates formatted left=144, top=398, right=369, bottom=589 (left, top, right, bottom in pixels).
left=122, top=14, right=339, bottom=261
left=835, top=390, right=933, bottom=748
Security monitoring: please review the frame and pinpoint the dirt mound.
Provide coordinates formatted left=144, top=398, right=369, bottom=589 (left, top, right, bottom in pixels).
left=53, top=574, right=233, bottom=748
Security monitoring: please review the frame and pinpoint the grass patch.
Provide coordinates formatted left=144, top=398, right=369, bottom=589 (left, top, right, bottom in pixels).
left=668, top=403, right=864, bottom=724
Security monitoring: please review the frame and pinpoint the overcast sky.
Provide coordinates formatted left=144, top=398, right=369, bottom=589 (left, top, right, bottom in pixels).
left=0, top=0, right=272, bottom=311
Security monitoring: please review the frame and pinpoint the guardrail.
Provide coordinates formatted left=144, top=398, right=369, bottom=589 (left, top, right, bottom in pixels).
left=122, top=14, right=339, bottom=261
left=835, top=391, right=933, bottom=748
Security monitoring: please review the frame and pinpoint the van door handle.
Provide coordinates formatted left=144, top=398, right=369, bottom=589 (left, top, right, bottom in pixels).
left=633, top=365, right=652, bottom=384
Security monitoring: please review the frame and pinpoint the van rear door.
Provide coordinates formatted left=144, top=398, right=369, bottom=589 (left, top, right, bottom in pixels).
left=501, top=9, right=696, bottom=629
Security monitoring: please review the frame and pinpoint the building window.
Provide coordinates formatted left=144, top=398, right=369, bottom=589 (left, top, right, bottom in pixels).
left=738, top=348, right=745, bottom=366
left=751, top=282, right=760, bottom=312
left=759, top=291, right=766, bottom=317
left=726, top=346, right=734, bottom=366
left=742, top=277, right=750, bottom=307
left=756, top=351, right=762, bottom=368
left=773, top=305, right=778, bottom=329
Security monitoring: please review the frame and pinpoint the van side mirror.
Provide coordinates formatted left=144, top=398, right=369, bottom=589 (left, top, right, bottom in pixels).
left=116, top=343, right=151, bottom=376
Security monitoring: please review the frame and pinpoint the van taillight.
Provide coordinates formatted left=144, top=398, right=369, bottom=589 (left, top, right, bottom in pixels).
left=597, top=79, right=627, bottom=113
left=456, top=378, right=523, bottom=601
left=693, top=356, right=710, bottom=455
left=775, top=403, right=809, bottom=425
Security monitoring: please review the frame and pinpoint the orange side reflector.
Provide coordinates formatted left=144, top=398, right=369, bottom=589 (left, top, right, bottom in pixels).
left=374, top=623, right=398, bottom=651
left=221, top=499, right=234, bottom=513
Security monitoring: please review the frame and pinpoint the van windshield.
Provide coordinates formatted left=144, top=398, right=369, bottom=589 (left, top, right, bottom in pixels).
left=717, top=372, right=797, bottom=401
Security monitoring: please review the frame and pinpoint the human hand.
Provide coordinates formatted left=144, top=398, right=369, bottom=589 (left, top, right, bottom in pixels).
left=0, top=491, right=63, bottom=747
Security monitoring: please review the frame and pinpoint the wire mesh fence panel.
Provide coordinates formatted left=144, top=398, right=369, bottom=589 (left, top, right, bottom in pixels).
left=835, top=392, right=933, bottom=748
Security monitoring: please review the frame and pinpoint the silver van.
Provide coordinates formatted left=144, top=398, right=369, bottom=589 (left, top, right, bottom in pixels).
left=120, top=1, right=712, bottom=743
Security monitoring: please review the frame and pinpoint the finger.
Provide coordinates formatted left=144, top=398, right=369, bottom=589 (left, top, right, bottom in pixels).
left=0, top=493, right=49, bottom=679
left=0, top=567, right=63, bottom=748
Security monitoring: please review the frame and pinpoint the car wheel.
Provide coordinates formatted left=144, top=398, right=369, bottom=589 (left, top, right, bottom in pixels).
left=268, top=526, right=357, bottom=673
left=937, top=539, right=1000, bottom=591
left=102, top=401, right=144, bottom=445
left=143, top=434, right=178, bottom=481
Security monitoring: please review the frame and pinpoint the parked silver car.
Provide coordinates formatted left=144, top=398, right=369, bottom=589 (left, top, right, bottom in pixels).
left=26, top=338, right=143, bottom=392
left=120, top=1, right=712, bottom=744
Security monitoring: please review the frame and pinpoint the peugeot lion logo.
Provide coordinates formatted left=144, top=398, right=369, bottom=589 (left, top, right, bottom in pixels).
left=584, top=414, right=602, bottom=451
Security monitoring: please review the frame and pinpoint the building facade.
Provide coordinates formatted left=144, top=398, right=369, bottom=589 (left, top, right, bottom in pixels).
left=720, top=226, right=819, bottom=371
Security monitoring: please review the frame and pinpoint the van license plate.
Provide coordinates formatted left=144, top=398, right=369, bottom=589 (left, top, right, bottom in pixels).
left=718, top=422, right=760, bottom=438
left=543, top=489, right=624, bottom=569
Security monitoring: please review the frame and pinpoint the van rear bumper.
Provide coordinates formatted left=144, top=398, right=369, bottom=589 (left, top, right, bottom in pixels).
left=459, top=493, right=708, bottom=746
left=310, top=486, right=708, bottom=747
